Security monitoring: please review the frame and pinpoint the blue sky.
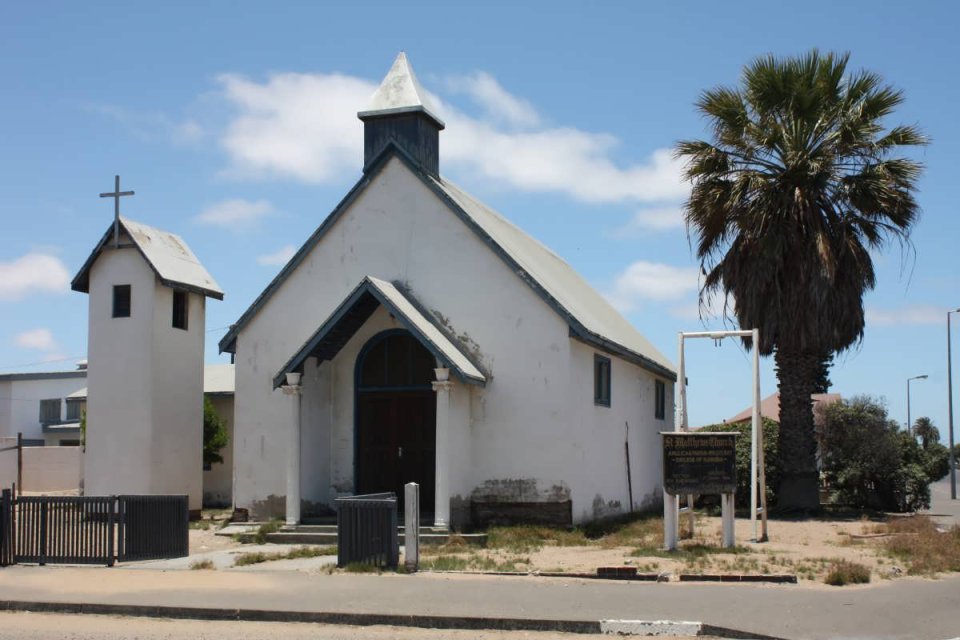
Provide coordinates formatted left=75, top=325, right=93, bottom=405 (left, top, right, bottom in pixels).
left=1, top=1, right=958, bottom=429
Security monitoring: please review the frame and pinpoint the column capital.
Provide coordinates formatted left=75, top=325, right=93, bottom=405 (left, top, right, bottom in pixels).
left=281, top=384, right=302, bottom=396
left=431, top=380, right=453, bottom=393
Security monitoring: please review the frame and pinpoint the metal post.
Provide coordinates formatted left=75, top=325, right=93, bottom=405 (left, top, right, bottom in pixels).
left=404, top=482, right=419, bottom=572
left=676, top=334, right=692, bottom=537
left=907, top=378, right=912, bottom=435
left=948, top=310, right=958, bottom=500
left=752, top=328, right=767, bottom=542
left=16, top=433, right=22, bottom=497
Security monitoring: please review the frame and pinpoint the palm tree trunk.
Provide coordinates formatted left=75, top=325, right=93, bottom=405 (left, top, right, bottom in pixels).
left=775, top=348, right=821, bottom=511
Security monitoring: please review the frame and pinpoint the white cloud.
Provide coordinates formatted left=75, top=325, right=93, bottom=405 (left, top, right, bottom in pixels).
left=88, top=104, right=203, bottom=144
left=605, top=261, right=700, bottom=312
left=866, top=305, right=945, bottom=326
left=14, top=328, right=57, bottom=351
left=256, top=244, right=297, bottom=266
left=612, top=206, right=686, bottom=235
left=0, top=253, right=70, bottom=301
left=218, top=72, right=371, bottom=183
left=444, top=72, right=540, bottom=128
left=215, top=69, right=688, bottom=204
left=194, top=199, right=275, bottom=229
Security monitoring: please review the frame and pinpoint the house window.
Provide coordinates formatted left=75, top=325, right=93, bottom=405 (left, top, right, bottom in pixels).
left=113, top=284, right=131, bottom=318
left=39, top=398, right=61, bottom=424
left=655, top=380, right=666, bottom=420
left=172, top=290, right=188, bottom=330
left=65, top=399, right=82, bottom=421
left=594, top=355, right=611, bottom=407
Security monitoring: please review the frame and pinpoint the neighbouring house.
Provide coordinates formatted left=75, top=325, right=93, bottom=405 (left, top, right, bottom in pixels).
left=72, top=215, right=223, bottom=512
left=0, top=363, right=88, bottom=447
left=724, top=392, right=842, bottom=425
left=0, top=363, right=235, bottom=503
left=219, top=53, right=677, bottom=528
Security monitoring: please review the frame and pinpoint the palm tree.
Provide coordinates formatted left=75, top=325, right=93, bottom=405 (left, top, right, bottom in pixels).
left=677, top=51, right=926, bottom=510
left=913, top=416, right=939, bottom=450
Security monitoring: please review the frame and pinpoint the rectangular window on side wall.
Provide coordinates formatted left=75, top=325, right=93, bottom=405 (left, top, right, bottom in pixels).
left=112, top=284, right=131, bottom=318
left=172, top=290, right=188, bottom=330
left=39, top=398, right=61, bottom=424
left=65, top=399, right=82, bottom=421
left=655, top=380, right=666, bottom=420
left=594, top=355, right=611, bottom=407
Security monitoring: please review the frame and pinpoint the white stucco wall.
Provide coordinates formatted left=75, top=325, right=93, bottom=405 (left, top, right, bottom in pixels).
left=84, top=240, right=204, bottom=510
left=232, top=157, right=674, bottom=523
left=0, top=438, right=82, bottom=493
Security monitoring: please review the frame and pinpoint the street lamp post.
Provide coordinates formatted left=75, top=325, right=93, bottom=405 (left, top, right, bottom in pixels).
left=907, top=374, right=928, bottom=437
left=948, top=309, right=960, bottom=500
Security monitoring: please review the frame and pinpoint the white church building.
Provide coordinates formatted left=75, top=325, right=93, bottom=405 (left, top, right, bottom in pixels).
left=221, top=54, right=677, bottom=528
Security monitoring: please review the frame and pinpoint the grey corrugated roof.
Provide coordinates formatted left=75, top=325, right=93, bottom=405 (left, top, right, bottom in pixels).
left=430, top=177, right=675, bottom=376
left=273, top=276, right=485, bottom=388
left=357, top=52, right=445, bottom=128
left=72, top=217, right=224, bottom=300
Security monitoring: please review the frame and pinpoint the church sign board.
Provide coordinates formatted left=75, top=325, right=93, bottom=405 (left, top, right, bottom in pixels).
left=661, top=432, right=738, bottom=495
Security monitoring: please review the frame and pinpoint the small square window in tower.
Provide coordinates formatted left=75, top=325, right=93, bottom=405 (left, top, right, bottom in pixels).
left=594, top=355, right=611, bottom=407
left=655, top=380, right=666, bottom=420
left=112, top=284, right=131, bottom=318
left=172, top=290, right=188, bottom=330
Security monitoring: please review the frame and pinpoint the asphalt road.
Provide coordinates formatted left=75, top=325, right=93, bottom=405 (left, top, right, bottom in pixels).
left=0, top=611, right=703, bottom=640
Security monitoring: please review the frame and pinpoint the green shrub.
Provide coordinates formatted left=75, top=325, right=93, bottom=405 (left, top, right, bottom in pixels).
left=253, top=519, right=283, bottom=544
left=821, top=397, right=941, bottom=512
left=699, top=418, right=780, bottom=508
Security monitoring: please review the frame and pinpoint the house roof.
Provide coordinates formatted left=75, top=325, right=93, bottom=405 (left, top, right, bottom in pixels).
left=273, top=276, right=486, bottom=389
left=72, top=217, right=224, bottom=300
left=725, top=392, right=842, bottom=424
left=22, top=364, right=235, bottom=399
left=204, top=364, right=235, bottom=395
left=0, top=370, right=87, bottom=382
left=218, top=146, right=676, bottom=381
left=357, top=52, right=445, bottom=128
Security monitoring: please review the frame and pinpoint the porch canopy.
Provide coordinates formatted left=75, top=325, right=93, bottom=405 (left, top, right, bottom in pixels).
left=273, top=276, right=486, bottom=389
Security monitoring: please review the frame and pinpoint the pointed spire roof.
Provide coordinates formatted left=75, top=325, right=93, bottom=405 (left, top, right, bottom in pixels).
left=358, top=52, right=445, bottom=129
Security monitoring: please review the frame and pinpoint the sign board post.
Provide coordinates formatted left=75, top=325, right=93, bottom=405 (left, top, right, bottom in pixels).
left=662, top=432, right=738, bottom=550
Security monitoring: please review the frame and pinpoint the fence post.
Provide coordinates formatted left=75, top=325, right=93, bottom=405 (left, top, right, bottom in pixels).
left=1, top=489, right=10, bottom=567
left=107, top=497, right=116, bottom=567
left=38, top=499, right=47, bottom=566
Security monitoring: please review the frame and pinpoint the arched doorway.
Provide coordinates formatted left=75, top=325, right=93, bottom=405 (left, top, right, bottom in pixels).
left=355, top=329, right=436, bottom=512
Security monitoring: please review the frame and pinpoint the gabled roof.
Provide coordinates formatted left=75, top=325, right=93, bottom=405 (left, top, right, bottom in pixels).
left=220, top=145, right=676, bottom=381
left=357, top=52, right=445, bottom=128
left=725, top=392, right=842, bottom=424
left=273, top=276, right=485, bottom=389
left=72, top=217, right=224, bottom=300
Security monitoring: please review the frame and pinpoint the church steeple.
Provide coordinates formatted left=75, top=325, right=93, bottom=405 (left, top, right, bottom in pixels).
left=358, top=53, right=444, bottom=176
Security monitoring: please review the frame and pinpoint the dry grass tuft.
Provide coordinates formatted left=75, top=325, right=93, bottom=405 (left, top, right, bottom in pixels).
left=824, top=559, right=871, bottom=586
left=189, top=559, right=215, bottom=570
left=882, top=516, right=960, bottom=575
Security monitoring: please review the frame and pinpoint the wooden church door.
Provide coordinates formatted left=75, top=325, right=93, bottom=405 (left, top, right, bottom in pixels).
left=355, top=330, right=436, bottom=513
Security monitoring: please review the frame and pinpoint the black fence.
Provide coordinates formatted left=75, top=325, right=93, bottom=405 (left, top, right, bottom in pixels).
left=336, top=492, right=398, bottom=569
left=117, top=495, right=188, bottom=562
left=0, top=490, right=12, bottom=567
left=0, top=490, right=188, bottom=567
left=15, top=495, right=115, bottom=565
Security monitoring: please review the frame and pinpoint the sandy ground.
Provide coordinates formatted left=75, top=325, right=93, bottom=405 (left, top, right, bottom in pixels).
left=418, top=514, right=913, bottom=582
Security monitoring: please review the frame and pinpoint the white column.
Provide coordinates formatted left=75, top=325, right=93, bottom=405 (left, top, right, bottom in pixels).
left=282, top=374, right=302, bottom=526
left=721, top=492, right=736, bottom=548
left=663, top=492, right=678, bottom=551
left=432, top=368, right=452, bottom=529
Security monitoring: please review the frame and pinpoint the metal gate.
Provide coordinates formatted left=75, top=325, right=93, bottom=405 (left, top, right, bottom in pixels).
left=0, top=490, right=188, bottom=567
left=336, top=492, right=398, bottom=568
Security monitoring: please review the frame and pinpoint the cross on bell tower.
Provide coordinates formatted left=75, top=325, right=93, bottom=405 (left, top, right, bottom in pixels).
left=99, top=175, right=135, bottom=248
